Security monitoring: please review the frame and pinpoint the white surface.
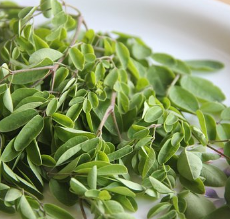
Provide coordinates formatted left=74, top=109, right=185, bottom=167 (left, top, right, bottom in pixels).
left=2, top=0, right=230, bottom=218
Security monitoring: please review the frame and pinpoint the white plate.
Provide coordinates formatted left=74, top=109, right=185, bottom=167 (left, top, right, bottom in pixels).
left=2, top=0, right=230, bottom=218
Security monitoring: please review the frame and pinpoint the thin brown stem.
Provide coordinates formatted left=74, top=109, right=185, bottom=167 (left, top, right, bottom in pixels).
left=12, top=66, right=53, bottom=74
left=207, top=144, right=230, bottom=160
left=30, top=70, right=53, bottom=88
left=70, top=15, right=84, bottom=46
left=79, top=199, right=87, bottom=219
left=166, top=74, right=180, bottom=96
left=0, top=73, right=11, bottom=84
left=97, top=92, right=121, bottom=139
left=209, top=139, right=230, bottom=143
left=148, top=124, right=162, bottom=129
left=111, top=111, right=122, bottom=141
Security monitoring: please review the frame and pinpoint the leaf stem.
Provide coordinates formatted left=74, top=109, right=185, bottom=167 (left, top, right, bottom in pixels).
left=207, top=144, right=230, bottom=160
left=11, top=66, right=54, bottom=74
left=97, top=91, right=122, bottom=140
left=111, top=111, right=122, bottom=141
left=166, top=74, right=180, bottom=96
left=79, top=198, right=87, bottom=219
left=209, top=139, right=230, bottom=143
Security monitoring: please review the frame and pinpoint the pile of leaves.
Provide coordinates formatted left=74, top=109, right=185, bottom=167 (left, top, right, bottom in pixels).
left=0, top=1, right=230, bottom=219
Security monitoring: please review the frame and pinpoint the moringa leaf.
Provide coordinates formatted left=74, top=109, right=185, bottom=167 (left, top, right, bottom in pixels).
left=177, top=149, right=203, bottom=181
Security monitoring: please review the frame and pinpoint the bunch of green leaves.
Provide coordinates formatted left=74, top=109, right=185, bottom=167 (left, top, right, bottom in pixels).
left=0, top=0, right=230, bottom=218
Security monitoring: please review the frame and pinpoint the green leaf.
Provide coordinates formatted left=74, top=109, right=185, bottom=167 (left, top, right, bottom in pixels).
left=196, top=110, right=208, bottom=140
left=66, top=103, right=82, bottom=121
left=52, top=11, right=67, bottom=26
left=118, top=91, right=129, bottom=112
left=70, top=178, right=88, bottom=195
left=11, top=88, right=38, bottom=106
left=147, top=65, right=175, bottom=96
left=116, top=178, right=143, bottom=191
left=55, top=127, right=95, bottom=142
left=221, top=107, right=230, bottom=121
left=3, top=87, right=13, bottom=113
left=180, top=75, right=225, bottom=102
left=56, top=138, right=98, bottom=166
left=75, top=161, right=110, bottom=172
left=0, top=84, right=7, bottom=95
left=104, top=200, right=124, bottom=214
left=192, top=126, right=208, bottom=146
left=12, top=58, right=53, bottom=84
left=144, top=105, right=163, bottom=123
left=142, top=147, right=156, bottom=178
left=200, top=102, right=225, bottom=114
left=46, top=98, right=58, bottom=116
left=1, top=139, right=20, bottom=162
left=5, top=188, right=22, bottom=202
left=107, top=186, right=136, bottom=197
left=116, top=42, right=130, bottom=69
left=54, top=136, right=88, bottom=160
left=83, top=98, right=92, bottom=113
left=225, top=177, right=230, bottom=206
left=44, top=204, right=74, bottom=219
left=158, top=138, right=180, bottom=165
left=27, top=156, right=43, bottom=185
left=217, top=123, right=230, bottom=140
left=147, top=202, right=172, bottom=219
left=51, top=0, right=63, bottom=15
left=0, top=109, right=37, bottom=132
left=29, top=48, right=63, bottom=64
left=111, top=213, right=136, bottom=219
left=200, top=163, right=227, bottom=187
left=87, top=165, right=97, bottom=190
left=158, top=210, right=177, bottom=219
left=85, top=71, right=96, bottom=88
left=152, top=53, right=176, bottom=66
left=40, top=0, right=52, bottom=18
left=69, top=47, right=85, bottom=71
left=113, top=195, right=137, bottom=212
left=149, top=176, right=173, bottom=194
left=179, top=176, right=205, bottom=194
left=203, top=205, right=230, bottom=219
left=185, top=60, right=224, bottom=72
left=169, top=86, right=199, bottom=113
left=53, top=67, right=69, bottom=88
left=108, top=145, right=133, bottom=162
left=224, top=142, right=230, bottom=165
left=165, top=113, right=178, bottom=126
left=41, top=155, right=56, bottom=167
left=104, top=68, right=119, bottom=88
left=52, top=113, right=74, bottom=128
left=184, top=192, right=215, bottom=219
left=26, top=140, right=42, bottom=166
left=19, top=195, right=37, bottom=219
left=97, top=164, right=128, bottom=176
left=14, top=115, right=44, bottom=151
left=177, top=149, right=203, bottom=181
left=49, top=179, right=78, bottom=206
left=95, top=62, right=105, bottom=81
left=132, top=43, right=151, bottom=59
left=171, top=59, right=191, bottom=75
left=88, top=92, right=99, bottom=108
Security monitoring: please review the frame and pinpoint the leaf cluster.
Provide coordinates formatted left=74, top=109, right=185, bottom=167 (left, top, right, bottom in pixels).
left=0, top=1, right=230, bottom=219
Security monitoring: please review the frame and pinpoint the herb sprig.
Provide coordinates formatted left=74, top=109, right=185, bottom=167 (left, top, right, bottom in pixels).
left=0, top=1, right=230, bottom=219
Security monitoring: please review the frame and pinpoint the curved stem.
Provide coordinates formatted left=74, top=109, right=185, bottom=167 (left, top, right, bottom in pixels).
left=97, top=91, right=122, bottom=140
left=207, top=144, right=230, bottom=160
